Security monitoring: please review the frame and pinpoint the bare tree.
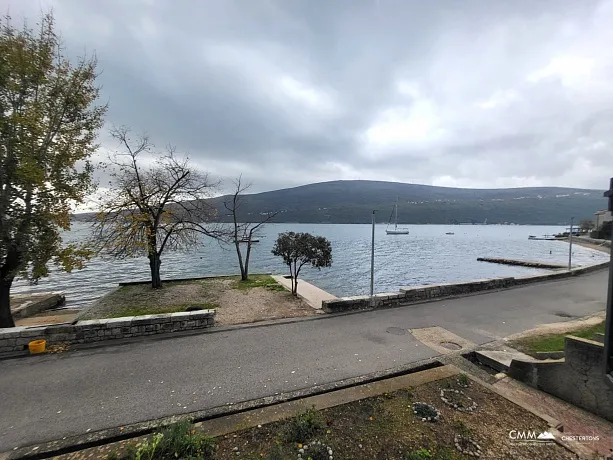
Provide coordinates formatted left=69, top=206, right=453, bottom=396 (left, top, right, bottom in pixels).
left=224, top=176, right=278, bottom=281
left=91, top=126, right=223, bottom=288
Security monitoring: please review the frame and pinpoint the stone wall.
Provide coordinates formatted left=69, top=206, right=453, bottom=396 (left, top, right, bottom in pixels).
left=509, top=336, right=613, bottom=423
left=322, top=261, right=609, bottom=313
left=0, top=310, right=215, bottom=356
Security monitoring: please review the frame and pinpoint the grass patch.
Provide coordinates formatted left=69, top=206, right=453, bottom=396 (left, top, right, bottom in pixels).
left=116, top=420, right=215, bottom=460
left=510, top=321, right=605, bottom=355
left=233, top=275, right=286, bottom=292
left=102, top=303, right=218, bottom=319
left=284, top=407, right=324, bottom=443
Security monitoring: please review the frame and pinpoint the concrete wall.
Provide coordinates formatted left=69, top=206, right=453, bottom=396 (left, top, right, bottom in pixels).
left=322, top=261, right=609, bottom=313
left=509, top=336, right=613, bottom=423
left=0, top=310, right=215, bottom=356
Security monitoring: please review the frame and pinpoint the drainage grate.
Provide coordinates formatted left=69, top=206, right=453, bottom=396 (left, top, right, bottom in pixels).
left=386, top=327, right=407, bottom=336
left=440, top=341, right=462, bottom=350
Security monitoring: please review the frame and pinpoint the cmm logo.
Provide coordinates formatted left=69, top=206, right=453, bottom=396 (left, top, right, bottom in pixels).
left=509, top=430, right=555, bottom=442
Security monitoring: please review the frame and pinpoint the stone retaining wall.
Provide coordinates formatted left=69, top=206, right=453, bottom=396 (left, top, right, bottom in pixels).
left=0, top=310, right=215, bottom=356
left=322, top=261, right=609, bottom=313
left=509, top=336, right=613, bottom=422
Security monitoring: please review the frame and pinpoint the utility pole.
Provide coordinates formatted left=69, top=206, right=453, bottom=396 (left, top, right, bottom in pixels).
left=568, top=216, right=574, bottom=270
left=370, top=210, right=375, bottom=306
left=603, top=178, right=613, bottom=388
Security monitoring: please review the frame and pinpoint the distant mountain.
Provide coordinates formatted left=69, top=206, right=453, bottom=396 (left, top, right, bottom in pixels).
left=73, top=180, right=607, bottom=225
left=206, top=180, right=606, bottom=225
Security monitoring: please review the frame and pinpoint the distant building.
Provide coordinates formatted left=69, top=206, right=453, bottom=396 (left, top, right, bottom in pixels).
left=595, top=210, right=612, bottom=229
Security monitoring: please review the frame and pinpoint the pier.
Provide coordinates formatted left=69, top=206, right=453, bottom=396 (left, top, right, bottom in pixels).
left=476, top=257, right=568, bottom=269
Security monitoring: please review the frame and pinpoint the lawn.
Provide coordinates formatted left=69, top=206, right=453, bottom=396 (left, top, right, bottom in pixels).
left=510, top=321, right=605, bottom=355
left=232, top=274, right=287, bottom=292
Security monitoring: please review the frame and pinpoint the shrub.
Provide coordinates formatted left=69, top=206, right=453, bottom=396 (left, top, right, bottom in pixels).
left=457, top=373, right=469, bottom=387
left=406, top=448, right=433, bottom=460
left=264, top=441, right=285, bottom=460
left=119, top=421, right=215, bottom=460
left=285, top=407, right=324, bottom=443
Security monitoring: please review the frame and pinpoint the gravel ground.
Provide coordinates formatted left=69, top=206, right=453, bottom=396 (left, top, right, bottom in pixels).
left=78, top=276, right=315, bottom=325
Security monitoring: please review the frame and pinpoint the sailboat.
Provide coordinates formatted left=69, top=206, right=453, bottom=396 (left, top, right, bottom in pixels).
left=386, top=197, right=410, bottom=235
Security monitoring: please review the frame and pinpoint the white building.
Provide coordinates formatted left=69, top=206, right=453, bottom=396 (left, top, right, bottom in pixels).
left=595, top=210, right=612, bottom=229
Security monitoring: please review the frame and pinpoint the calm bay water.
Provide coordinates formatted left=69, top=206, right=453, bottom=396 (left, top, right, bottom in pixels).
left=11, top=223, right=608, bottom=309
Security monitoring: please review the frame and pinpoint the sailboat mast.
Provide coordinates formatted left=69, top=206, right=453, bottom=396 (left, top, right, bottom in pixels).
left=395, top=196, right=398, bottom=230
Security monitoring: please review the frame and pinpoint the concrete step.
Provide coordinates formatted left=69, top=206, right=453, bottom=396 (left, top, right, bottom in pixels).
left=475, top=349, right=538, bottom=373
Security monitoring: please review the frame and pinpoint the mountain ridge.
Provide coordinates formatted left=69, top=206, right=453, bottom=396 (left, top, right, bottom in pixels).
left=73, top=180, right=606, bottom=225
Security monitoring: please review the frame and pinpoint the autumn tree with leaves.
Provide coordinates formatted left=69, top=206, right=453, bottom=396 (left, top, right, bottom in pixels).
left=0, top=14, right=106, bottom=327
left=92, top=126, right=222, bottom=289
left=224, top=176, right=278, bottom=281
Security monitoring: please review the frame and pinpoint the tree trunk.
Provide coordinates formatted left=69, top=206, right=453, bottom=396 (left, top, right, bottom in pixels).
left=149, top=253, right=162, bottom=289
left=235, top=242, right=246, bottom=281
left=291, top=261, right=298, bottom=296
left=243, top=242, right=252, bottom=281
left=0, top=277, right=15, bottom=328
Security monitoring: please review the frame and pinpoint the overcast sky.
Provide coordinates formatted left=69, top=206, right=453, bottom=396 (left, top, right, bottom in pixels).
left=3, top=0, right=613, bottom=194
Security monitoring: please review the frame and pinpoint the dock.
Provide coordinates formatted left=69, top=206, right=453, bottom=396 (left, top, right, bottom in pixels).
left=476, top=257, right=568, bottom=269
left=272, top=275, right=337, bottom=310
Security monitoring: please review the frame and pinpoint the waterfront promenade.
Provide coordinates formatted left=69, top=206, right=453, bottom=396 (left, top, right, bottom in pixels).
left=0, top=268, right=608, bottom=452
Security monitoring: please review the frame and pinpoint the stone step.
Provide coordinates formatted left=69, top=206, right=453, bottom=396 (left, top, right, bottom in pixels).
left=475, top=349, right=539, bottom=373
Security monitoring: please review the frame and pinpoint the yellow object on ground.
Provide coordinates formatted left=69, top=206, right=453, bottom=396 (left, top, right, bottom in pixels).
left=28, top=339, right=46, bottom=354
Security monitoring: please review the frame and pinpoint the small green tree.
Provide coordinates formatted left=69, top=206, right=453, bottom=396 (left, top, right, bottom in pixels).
left=271, top=232, right=332, bottom=296
left=0, top=13, right=106, bottom=327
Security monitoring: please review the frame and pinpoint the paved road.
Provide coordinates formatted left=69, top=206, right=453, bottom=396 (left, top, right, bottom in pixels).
left=0, top=269, right=608, bottom=451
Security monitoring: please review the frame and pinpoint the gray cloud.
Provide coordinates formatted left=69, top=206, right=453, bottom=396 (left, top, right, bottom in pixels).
left=3, top=0, right=612, bottom=193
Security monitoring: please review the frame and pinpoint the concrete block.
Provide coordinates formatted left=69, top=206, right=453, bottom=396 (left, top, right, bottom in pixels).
left=131, top=315, right=157, bottom=325
left=105, top=318, right=133, bottom=327
left=151, top=314, right=172, bottom=322
left=77, top=320, right=101, bottom=327
left=169, top=312, right=192, bottom=320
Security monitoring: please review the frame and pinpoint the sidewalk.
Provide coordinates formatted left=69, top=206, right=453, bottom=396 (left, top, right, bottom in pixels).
left=271, top=275, right=337, bottom=310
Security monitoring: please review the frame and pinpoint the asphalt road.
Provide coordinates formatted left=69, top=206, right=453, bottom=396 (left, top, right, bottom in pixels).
left=0, top=269, right=608, bottom=451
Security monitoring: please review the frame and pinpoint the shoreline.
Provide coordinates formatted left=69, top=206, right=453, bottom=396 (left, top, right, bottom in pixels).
left=563, top=237, right=610, bottom=254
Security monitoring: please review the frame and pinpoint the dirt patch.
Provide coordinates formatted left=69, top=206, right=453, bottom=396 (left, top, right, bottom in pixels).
left=52, top=375, right=580, bottom=460
left=216, top=281, right=314, bottom=325
left=79, top=275, right=315, bottom=325
left=15, top=311, right=79, bottom=327
left=209, top=377, right=577, bottom=459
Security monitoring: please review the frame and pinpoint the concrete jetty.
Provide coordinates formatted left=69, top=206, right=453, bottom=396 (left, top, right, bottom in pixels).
left=272, top=275, right=337, bottom=310
left=477, top=257, right=567, bottom=269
